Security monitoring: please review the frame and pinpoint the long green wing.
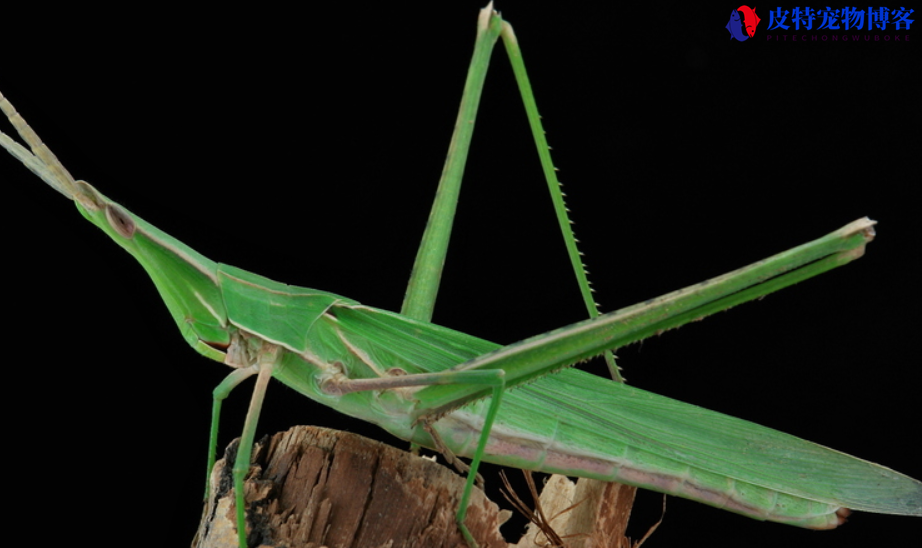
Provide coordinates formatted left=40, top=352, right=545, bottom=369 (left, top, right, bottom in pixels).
left=318, top=269, right=922, bottom=525
left=488, top=368, right=922, bottom=517
left=291, top=218, right=920, bottom=524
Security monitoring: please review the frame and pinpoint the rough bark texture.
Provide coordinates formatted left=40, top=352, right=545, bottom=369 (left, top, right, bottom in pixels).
left=193, top=426, right=636, bottom=548
left=193, top=426, right=509, bottom=548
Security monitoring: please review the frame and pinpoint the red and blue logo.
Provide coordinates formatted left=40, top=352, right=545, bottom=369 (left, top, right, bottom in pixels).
left=726, top=6, right=763, bottom=40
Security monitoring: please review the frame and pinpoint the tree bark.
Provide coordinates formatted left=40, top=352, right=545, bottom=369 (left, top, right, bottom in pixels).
left=193, top=426, right=636, bottom=548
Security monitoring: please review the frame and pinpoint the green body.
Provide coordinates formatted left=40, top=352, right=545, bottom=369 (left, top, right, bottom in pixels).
left=2, top=4, right=920, bottom=547
left=25, top=171, right=915, bottom=528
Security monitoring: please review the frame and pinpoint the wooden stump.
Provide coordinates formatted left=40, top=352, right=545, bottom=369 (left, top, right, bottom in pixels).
left=193, top=426, right=508, bottom=548
left=193, top=426, right=637, bottom=548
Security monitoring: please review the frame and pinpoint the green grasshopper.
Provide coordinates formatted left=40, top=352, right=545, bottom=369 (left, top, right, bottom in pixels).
left=2, top=4, right=919, bottom=547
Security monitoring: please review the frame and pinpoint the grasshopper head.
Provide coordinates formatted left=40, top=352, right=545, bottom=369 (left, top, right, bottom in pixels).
left=67, top=179, right=233, bottom=362
left=2, top=90, right=233, bottom=363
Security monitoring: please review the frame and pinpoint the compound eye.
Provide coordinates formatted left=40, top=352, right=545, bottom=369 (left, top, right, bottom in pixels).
left=106, top=203, right=136, bottom=238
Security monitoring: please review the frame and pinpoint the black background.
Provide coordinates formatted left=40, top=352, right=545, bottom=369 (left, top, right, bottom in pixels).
left=2, top=2, right=918, bottom=546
